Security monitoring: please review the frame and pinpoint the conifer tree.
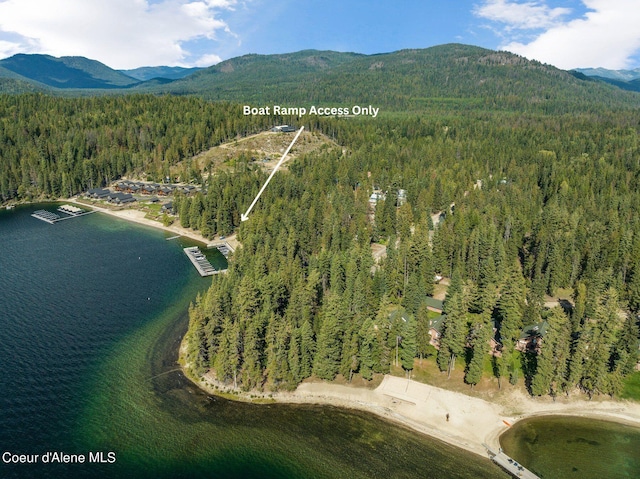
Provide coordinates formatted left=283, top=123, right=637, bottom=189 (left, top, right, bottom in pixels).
left=400, top=314, right=417, bottom=373
left=437, top=282, right=470, bottom=376
left=465, top=314, right=492, bottom=387
left=531, top=307, right=571, bottom=397
left=358, top=318, right=377, bottom=380
left=313, top=293, right=345, bottom=380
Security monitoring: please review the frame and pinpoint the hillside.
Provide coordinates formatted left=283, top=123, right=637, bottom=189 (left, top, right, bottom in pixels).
left=155, top=44, right=640, bottom=112
left=575, top=67, right=640, bottom=81
left=120, top=65, right=202, bottom=81
left=0, top=54, right=139, bottom=89
left=1, top=45, right=639, bottom=113
left=187, top=128, right=337, bottom=177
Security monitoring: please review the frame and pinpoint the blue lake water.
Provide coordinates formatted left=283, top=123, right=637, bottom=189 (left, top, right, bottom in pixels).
left=0, top=204, right=506, bottom=479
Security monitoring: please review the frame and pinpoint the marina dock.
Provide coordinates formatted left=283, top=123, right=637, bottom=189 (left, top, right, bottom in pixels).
left=207, top=239, right=234, bottom=258
left=484, top=445, right=540, bottom=479
left=32, top=205, right=95, bottom=224
left=216, top=243, right=231, bottom=258
left=184, top=246, right=226, bottom=277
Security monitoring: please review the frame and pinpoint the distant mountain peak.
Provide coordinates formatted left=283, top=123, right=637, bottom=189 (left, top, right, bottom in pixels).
left=0, top=53, right=139, bottom=89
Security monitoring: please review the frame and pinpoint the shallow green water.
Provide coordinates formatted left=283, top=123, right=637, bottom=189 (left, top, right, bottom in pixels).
left=1, top=204, right=506, bottom=479
left=500, top=415, right=640, bottom=479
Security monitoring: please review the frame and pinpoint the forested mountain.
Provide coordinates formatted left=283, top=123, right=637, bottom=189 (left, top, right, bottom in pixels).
left=155, top=44, right=640, bottom=112
left=0, top=54, right=140, bottom=89
left=575, top=67, right=640, bottom=81
left=120, top=66, right=202, bottom=81
left=2, top=45, right=639, bottom=113
left=0, top=95, right=274, bottom=201
left=573, top=74, right=640, bottom=93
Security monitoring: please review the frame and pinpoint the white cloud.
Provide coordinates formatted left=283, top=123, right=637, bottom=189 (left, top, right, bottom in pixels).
left=475, top=0, right=640, bottom=69
left=0, top=39, right=23, bottom=58
left=0, top=0, right=237, bottom=68
left=474, top=0, right=571, bottom=31
left=194, top=52, right=222, bottom=66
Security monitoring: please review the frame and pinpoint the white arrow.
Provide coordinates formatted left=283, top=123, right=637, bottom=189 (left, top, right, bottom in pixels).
left=241, top=126, right=304, bottom=222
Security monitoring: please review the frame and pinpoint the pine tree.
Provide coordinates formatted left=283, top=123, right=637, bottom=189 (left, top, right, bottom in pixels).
left=495, top=261, right=526, bottom=386
left=465, top=314, right=491, bottom=387
left=400, top=314, right=417, bottom=373
left=179, top=197, right=191, bottom=228
left=437, top=284, right=470, bottom=376
left=313, top=293, right=345, bottom=380
left=299, top=319, right=316, bottom=379
left=358, top=318, right=377, bottom=380
left=531, top=307, right=571, bottom=397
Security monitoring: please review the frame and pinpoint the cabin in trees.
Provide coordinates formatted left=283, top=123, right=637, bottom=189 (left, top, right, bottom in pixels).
left=161, top=202, right=174, bottom=214
left=369, top=190, right=385, bottom=206
left=425, top=297, right=444, bottom=314
left=516, top=321, right=549, bottom=354
left=428, top=314, right=446, bottom=348
left=397, top=189, right=407, bottom=206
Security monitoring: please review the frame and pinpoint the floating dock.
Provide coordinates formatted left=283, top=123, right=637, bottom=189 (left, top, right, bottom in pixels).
left=207, top=239, right=234, bottom=258
left=184, top=246, right=226, bottom=277
left=216, top=244, right=231, bottom=258
left=484, top=445, right=540, bottom=479
left=32, top=205, right=95, bottom=224
left=31, top=209, right=61, bottom=224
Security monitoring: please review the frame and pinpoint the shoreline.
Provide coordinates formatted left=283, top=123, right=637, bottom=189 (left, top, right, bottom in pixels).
left=180, top=340, right=640, bottom=459
left=43, top=197, right=638, bottom=460
left=64, top=197, right=240, bottom=249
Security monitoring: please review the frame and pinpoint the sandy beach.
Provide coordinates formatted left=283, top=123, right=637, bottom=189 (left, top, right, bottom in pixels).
left=190, top=364, right=640, bottom=458
left=66, top=197, right=241, bottom=250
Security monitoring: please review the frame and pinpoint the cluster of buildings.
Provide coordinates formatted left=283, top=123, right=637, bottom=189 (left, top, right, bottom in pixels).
left=85, top=188, right=136, bottom=204
left=368, top=188, right=407, bottom=208
left=113, top=181, right=199, bottom=196
left=84, top=180, right=201, bottom=207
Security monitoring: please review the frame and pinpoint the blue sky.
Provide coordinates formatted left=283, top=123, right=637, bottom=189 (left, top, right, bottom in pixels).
left=0, top=0, right=638, bottom=70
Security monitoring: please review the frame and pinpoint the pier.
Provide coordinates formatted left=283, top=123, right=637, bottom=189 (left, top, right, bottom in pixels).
left=216, top=243, right=231, bottom=258
left=483, top=445, right=540, bottom=479
left=32, top=205, right=95, bottom=224
left=31, top=209, right=61, bottom=224
left=184, top=246, right=226, bottom=277
left=207, top=239, right=234, bottom=258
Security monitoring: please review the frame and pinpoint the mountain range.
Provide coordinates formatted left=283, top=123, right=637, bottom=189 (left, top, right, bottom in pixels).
left=1, top=45, right=639, bottom=111
left=0, top=54, right=199, bottom=90
left=572, top=67, right=640, bottom=93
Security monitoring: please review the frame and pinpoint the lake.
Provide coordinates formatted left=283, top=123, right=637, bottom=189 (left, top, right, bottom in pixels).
left=0, top=204, right=506, bottom=479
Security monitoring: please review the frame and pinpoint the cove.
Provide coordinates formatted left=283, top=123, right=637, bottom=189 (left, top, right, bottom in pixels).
left=500, top=415, right=640, bottom=479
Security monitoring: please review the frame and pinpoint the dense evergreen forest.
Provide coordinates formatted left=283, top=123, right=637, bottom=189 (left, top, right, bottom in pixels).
left=184, top=110, right=640, bottom=399
left=0, top=94, right=273, bottom=202
left=1, top=90, right=639, bottom=399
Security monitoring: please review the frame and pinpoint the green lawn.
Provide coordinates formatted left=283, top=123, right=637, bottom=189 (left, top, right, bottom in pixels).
left=621, top=371, right=640, bottom=401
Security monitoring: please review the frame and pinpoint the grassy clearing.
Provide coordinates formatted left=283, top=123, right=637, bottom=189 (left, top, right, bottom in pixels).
left=621, top=372, right=640, bottom=401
